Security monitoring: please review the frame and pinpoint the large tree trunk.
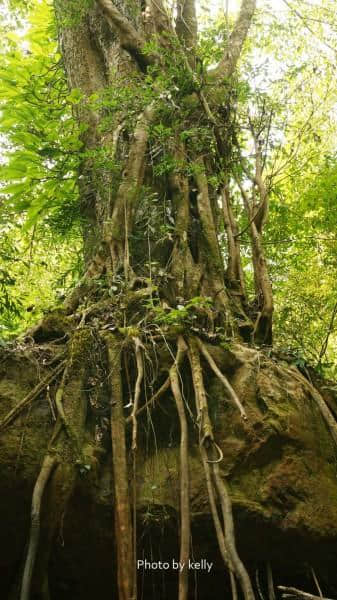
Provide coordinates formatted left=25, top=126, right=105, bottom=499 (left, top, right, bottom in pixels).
left=1, top=1, right=337, bottom=599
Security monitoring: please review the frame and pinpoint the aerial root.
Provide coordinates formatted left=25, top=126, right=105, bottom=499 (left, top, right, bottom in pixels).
left=205, top=441, right=223, bottom=463
left=20, top=453, right=57, bottom=600
left=310, top=567, right=323, bottom=598
left=212, top=462, right=255, bottom=600
left=131, top=336, right=145, bottom=451
left=104, top=333, right=134, bottom=600
left=256, top=568, right=265, bottom=600
left=170, top=336, right=190, bottom=600
left=267, top=562, right=276, bottom=600
left=125, top=374, right=170, bottom=423
left=54, top=364, right=82, bottom=459
left=188, top=337, right=254, bottom=600
left=196, top=337, right=247, bottom=420
left=130, top=337, right=145, bottom=600
left=285, top=366, right=337, bottom=446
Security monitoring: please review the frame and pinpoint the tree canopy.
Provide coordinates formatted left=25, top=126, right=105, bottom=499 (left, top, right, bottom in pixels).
left=1, top=0, right=337, bottom=373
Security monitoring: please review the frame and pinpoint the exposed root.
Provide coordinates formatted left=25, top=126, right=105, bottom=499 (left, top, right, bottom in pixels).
left=131, top=337, right=144, bottom=600
left=54, top=365, right=82, bottom=459
left=188, top=338, right=214, bottom=445
left=131, top=337, right=145, bottom=451
left=199, top=444, right=232, bottom=568
left=170, top=336, right=190, bottom=600
left=212, top=462, right=255, bottom=600
left=20, top=454, right=57, bottom=600
left=189, top=338, right=237, bottom=590
left=196, top=338, right=247, bottom=420
left=267, top=562, right=276, bottom=600
left=278, top=586, right=334, bottom=600
left=287, top=366, right=337, bottom=446
left=188, top=337, right=254, bottom=600
left=0, top=360, right=66, bottom=432
left=205, top=441, right=223, bottom=463
left=311, top=567, right=323, bottom=599
left=125, top=375, right=171, bottom=423
left=256, top=568, right=265, bottom=600
left=105, top=333, right=134, bottom=600
left=230, top=571, right=239, bottom=600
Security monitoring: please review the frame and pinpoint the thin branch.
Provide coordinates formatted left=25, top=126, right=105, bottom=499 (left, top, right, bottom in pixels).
left=318, top=301, right=337, bottom=364
left=281, top=0, right=336, bottom=55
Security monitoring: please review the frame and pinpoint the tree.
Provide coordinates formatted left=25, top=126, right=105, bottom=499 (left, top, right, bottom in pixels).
left=1, top=1, right=337, bottom=600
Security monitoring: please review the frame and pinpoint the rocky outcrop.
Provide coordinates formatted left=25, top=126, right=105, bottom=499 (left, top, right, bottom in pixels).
left=1, top=342, right=337, bottom=598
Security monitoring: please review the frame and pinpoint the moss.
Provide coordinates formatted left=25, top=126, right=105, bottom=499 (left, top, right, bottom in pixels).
left=1, top=340, right=337, bottom=593
left=69, top=327, right=93, bottom=368
left=32, top=309, right=70, bottom=343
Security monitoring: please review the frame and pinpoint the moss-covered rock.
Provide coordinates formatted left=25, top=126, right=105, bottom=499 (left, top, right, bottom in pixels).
left=1, top=342, right=337, bottom=597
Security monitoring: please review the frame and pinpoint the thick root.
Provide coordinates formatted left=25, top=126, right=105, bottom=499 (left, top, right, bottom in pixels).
left=20, top=454, right=57, bottom=600
left=170, top=336, right=190, bottom=600
left=188, top=337, right=254, bottom=600
left=196, top=338, right=247, bottom=420
left=105, top=333, right=134, bottom=600
left=212, top=463, right=255, bottom=600
left=267, top=562, right=276, bottom=600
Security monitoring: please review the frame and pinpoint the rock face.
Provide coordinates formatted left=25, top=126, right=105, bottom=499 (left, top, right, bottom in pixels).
left=1, top=342, right=337, bottom=599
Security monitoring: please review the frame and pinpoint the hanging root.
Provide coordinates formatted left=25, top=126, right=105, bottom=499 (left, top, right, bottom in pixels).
left=267, top=562, right=276, bottom=600
left=212, top=462, right=255, bottom=600
left=311, top=567, right=323, bottom=598
left=196, top=338, right=247, bottom=420
left=20, top=454, right=57, bottom=600
left=188, top=336, right=255, bottom=600
left=131, top=337, right=145, bottom=452
left=131, top=337, right=144, bottom=600
left=105, top=333, right=134, bottom=600
left=125, top=374, right=170, bottom=423
left=54, top=366, right=83, bottom=459
left=170, top=336, right=190, bottom=600
left=286, top=366, right=337, bottom=446
left=199, top=443, right=233, bottom=568
left=256, top=568, right=266, bottom=600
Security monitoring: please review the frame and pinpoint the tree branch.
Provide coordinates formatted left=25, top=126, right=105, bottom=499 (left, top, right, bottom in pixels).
left=96, top=0, right=153, bottom=65
left=210, top=0, right=256, bottom=79
left=176, top=0, right=198, bottom=52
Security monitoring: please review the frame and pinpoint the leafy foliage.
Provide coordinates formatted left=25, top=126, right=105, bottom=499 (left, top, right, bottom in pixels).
left=1, top=0, right=337, bottom=376
left=0, top=0, right=83, bottom=335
